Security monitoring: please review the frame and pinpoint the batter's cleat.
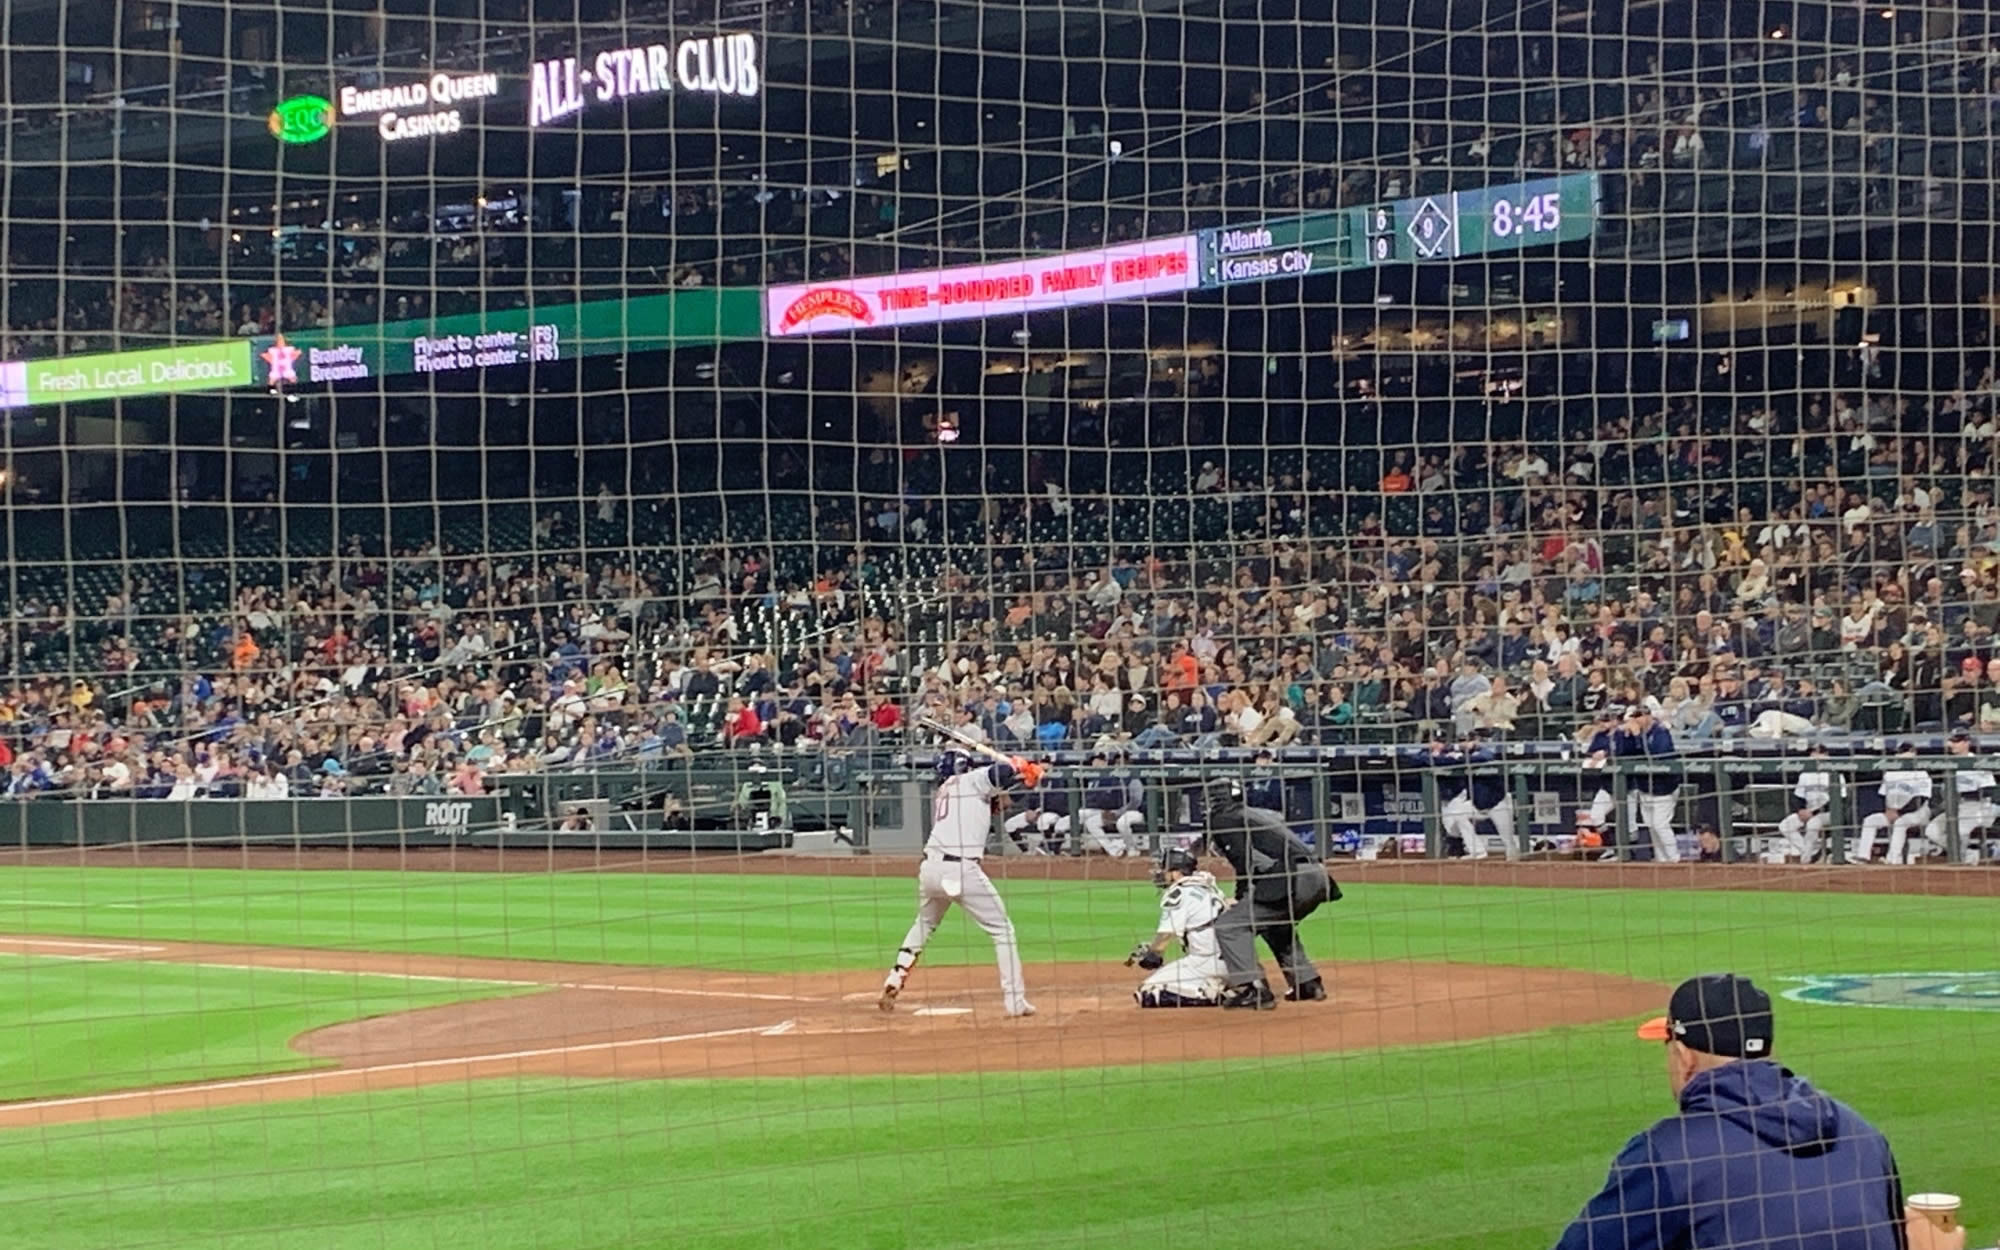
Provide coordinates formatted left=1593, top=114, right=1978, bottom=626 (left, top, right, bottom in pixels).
left=1284, top=978, right=1327, bottom=1002
left=1220, top=982, right=1278, bottom=1011
left=1595, top=848, right=1620, bottom=862
left=1005, top=1001, right=1037, bottom=1018
left=876, top=985, right=900, bottom=1012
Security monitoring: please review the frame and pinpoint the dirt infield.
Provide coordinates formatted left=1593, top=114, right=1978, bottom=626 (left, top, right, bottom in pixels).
left=4, top=843, right=1995, bottom=896
left=0, top=934, right=1664, bottom=1129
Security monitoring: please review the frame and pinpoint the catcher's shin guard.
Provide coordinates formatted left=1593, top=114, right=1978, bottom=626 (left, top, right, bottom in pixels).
left=1134, top=986, right=1221, bottom=1008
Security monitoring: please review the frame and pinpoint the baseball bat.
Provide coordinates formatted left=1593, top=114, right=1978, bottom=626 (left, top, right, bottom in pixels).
left=916, top=715, right=1017, bottom=767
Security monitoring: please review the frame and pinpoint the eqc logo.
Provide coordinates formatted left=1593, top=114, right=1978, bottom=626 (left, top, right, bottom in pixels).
left=269, top=95, right=332, bottom=145
left=1783, top=972, right=2000, bottom=1011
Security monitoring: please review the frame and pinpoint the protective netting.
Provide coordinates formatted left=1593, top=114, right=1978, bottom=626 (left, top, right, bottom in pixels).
left=0, top=1, right=1995, bottom=1248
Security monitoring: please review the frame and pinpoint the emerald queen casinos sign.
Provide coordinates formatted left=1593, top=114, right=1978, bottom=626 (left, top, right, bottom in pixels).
left=1784, top=972, right=2000, bottom=1011
left=269, top=95, right=332, bottom=145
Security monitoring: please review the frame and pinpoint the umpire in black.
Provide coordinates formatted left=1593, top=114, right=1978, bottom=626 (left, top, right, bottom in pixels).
left=1198, top=777, right=1341, bottom=1010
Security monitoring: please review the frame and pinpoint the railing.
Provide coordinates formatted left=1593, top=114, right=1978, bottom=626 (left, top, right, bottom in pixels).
left=8, top=739, right=1998, bottom=864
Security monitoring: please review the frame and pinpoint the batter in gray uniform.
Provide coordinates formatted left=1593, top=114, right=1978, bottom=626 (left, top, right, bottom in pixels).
left=1198, top=777, right=1340, bottom=1010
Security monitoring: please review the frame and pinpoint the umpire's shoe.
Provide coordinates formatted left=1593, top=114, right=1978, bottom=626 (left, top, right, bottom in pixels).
left=1220, top=981, right=1278, bottom=1011
left=1285, top=977, right=1327, bottom=1002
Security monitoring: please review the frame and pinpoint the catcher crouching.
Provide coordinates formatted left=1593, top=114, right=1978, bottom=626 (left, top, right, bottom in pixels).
left=1124, top=847, right=1229, bottom=1007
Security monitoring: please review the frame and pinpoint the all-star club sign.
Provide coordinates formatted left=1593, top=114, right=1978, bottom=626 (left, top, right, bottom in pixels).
left=271, top=33, right=757, bottom=148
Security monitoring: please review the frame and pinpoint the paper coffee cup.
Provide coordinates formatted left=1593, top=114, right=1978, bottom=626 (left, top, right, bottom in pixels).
left=1907, top=1193, right=1960, bottom=1232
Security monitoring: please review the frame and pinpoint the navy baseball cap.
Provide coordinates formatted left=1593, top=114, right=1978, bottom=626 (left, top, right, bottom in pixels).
left=1637, top=974, right=1775, bottom=1058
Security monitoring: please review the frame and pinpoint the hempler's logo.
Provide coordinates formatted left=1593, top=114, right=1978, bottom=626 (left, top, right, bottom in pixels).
left=777, top=288, right=872, bottom=332
left=269, top=95, right=333, bottom=145
left=1784, top=972, right=2000, bottom=1011
left=424, top=802, right=473, bottom=837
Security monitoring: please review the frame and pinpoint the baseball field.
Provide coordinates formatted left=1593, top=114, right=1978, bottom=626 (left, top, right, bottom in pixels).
left=0, top=855, right=1994, bottom=1250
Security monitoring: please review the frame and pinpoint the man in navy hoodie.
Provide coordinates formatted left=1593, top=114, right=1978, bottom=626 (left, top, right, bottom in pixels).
left=1556, top=973, right=1907, bottom=1250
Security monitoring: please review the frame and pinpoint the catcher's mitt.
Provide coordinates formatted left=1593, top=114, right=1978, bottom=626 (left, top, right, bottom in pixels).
left=1125, top=944, right=1165, bottom=970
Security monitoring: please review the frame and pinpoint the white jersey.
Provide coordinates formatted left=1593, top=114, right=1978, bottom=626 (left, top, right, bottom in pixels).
left=1793, top=771, right=1835, bottom=812
left=1155, top=871, right=1227, bottom=961
left=1956, top=769, right=1997, bottom=796
left=1879, top=770, right=1933, bottom=809
left=926, top=766, right=1002, bottom=858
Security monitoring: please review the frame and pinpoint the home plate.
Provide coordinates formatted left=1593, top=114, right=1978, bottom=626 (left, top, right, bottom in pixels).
left=911, top=1007, right=974, bottom=1017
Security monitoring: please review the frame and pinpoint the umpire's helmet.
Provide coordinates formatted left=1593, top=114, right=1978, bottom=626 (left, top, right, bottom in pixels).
left=934, top=751, right=973, bottom=783
left=1151, top=845, right=1199, bottom=889
left=1203, top=776, right=1244, bottom=809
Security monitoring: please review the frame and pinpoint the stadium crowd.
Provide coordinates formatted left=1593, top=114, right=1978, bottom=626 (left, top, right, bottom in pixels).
left=7, top=5, right=1999, bottom=359
left=7, top=2, right=2000, bottom=808
left=8, top=330, right=2000, bottom=801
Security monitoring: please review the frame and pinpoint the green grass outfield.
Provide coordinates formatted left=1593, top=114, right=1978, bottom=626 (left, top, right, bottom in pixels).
left=0, top=866, right=1993, bottom=1250
left=0, top=955, right=526, bottom=1100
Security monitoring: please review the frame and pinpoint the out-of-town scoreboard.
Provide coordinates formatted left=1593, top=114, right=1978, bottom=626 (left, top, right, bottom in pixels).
left=1198, top=172, right=1598, bottom=287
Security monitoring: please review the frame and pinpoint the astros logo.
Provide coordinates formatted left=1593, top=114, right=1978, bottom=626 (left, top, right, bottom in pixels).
left=262, top=336, right=302, bottom=386
left=1783, top=972, right=2000, bottom=1011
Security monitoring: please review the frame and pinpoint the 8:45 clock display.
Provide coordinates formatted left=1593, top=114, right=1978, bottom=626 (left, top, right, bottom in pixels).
left=1452, top=174, right=1596, bottom=257
left=1490, top=190, right=1563, bottom=239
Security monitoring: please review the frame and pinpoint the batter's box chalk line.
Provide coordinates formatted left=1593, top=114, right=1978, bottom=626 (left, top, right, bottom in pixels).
left=0, top=1019, right=800, bottom=1115
left=0, top=937, right=168, bottom=960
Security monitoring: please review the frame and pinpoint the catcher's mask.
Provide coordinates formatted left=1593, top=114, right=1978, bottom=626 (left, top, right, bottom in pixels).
left=1152, top=845, right=1198, bottom=889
